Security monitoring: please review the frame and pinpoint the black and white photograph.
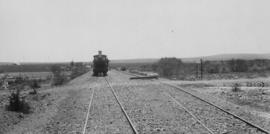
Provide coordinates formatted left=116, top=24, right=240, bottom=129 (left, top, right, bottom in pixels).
left=1, top=0, right=270, bottom=133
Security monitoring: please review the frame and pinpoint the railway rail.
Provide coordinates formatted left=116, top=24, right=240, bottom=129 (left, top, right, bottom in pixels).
left=82, top=77, right=138, bottom=134
left=162, top=82, right=270, bottom=134
left=164, top=92, right=215, bottom=134
left=82, top=88, right=95, bottom=134
left=119, top=70, right=270, bottom=134
left=107, top=74, right=211, bottom=133
left=116, top=72, right=214, bottom=133
left=104, top=77, right=139, bottom=134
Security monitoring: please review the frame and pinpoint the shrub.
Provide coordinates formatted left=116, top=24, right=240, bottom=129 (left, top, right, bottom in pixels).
left=14, top=76, right=25, bottom=84
left=29, top=80, right=40, bottom=94
left=232, top=83, right=241, bottom=92
left=6, top=88, right=31, bottom=114
left=120, top=67, right=127, bottom=71
left=155, top=58, right=183, bottom=78
left=30, top=80, right=40, bottom=89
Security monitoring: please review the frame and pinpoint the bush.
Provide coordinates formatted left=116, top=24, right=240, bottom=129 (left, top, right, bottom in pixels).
left=232, top=83, right=241, bottom=92
left=120, top=67, right=127, bottom=71
left=30, top=80, right=40, bottom=89
left=29, top=80, right=40, bottom=94
left=155, top=58, right=183, bottom=78
left=6, top=89, right=31, bottom=114
left=14, top=76, right=25, bottom=84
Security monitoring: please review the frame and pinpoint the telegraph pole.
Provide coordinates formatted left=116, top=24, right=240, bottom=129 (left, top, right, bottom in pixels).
left=196, top=64, right=199, bottom=79
left=200, top=59, right=203, bottom=80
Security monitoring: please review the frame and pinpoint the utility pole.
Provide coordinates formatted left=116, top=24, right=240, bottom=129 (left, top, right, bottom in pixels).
left=196, top=64, right=199, bottom=79
left=200, top=59, right=203, bottom=80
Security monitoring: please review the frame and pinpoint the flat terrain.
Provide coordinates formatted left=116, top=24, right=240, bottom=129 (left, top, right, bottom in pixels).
left=1, top=71, right=270, bottom=134
left=0, top=72, right=52, bottom=80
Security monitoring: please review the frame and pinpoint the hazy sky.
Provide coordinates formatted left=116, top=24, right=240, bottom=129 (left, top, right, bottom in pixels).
left=1, top=0, right=270, bottom=62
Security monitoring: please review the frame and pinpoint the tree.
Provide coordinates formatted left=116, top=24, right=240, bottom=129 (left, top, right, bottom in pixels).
left=70, top=61, right=74, bottom=67
left=7, top=88, right=31, bottom=113
left=156, top=58, right=183, bottom=78
left=228, top=59, right=248, bottom=72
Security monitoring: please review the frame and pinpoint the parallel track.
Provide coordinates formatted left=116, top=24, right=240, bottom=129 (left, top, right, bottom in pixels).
left=162, top=82, right=270, bottom=134
left=120, top=70, right=270, bottom=134
left=164, top=92, right=215, bottom=134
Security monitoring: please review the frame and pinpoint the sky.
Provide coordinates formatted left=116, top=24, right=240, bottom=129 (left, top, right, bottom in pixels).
left=0, top=0, right=270, bottom=62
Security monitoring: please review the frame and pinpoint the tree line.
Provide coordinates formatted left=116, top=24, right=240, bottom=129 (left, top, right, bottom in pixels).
left=147, top=58, right=270, bottom=79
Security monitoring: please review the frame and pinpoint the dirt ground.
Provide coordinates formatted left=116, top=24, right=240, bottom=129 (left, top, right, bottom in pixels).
left=0, top=72, right=95, bottom=134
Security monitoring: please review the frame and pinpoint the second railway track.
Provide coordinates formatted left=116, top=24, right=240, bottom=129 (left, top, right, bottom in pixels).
left=116, top=70, right=270, bottom=134
left=162, top=82, right=270, bottom=134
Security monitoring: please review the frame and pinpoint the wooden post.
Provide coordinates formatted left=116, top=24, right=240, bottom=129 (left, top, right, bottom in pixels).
left=200, top=59, right=203, bottom=80
left=196, top=64, right=199, bottom=79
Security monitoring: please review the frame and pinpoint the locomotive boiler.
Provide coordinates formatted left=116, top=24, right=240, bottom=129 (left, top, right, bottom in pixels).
left=92, top=51, right=109, bottom=76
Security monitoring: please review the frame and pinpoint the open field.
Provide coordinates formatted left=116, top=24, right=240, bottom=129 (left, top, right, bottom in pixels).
left=0, top=72, right=53, bottom=94
left=0, top=72, right=52, bottom=80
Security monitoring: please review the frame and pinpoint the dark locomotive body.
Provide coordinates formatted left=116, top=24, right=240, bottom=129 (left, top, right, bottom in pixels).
left=92, top=51, right=109, bottom=76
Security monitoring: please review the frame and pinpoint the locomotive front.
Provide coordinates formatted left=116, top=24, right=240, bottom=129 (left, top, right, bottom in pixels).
left=92, top=51, right=109, bottom=76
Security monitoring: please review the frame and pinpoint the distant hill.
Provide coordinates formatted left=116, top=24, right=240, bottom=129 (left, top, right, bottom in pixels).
left=1, top=53, right=270, bottom=65
left=110, top=53, right=270, bottom=64
left=182, top=53, right=270, bottom=62
left=110, top=58, right=158, bottom=64
left=0, top=62, right=15, bottom=66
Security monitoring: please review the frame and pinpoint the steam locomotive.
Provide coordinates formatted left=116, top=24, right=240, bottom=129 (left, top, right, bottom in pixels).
left=92, top=51, right=109, bottom=76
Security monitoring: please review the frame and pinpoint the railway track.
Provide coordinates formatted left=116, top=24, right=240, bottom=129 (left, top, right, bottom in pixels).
left=164, top=92, right=214, bottom=134
left=162, top=82, right=270, bottom=134
left=82, top=88, right=95, bottom=134
left=104, top=77, right=139, bottom=134
left=117, top=70, right=270, bottom=134
left=107, top=75, right=212, bottom=133
left=82, top=77, right=138, bottom=134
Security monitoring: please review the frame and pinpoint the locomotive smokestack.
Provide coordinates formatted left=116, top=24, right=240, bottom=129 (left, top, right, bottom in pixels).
left=98, top=50, right=102, bottom=55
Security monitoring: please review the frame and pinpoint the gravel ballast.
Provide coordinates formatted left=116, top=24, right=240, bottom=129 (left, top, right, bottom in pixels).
left=114, top=70, right=270, bottom=134
left=85, top=77, right=134, bottom=134
left=107, top=72, right=210, bottom=134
